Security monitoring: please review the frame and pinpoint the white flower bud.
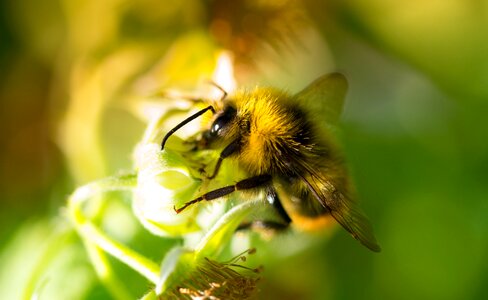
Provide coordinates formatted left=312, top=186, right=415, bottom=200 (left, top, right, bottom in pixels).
left=133, top=142, right=201, bottom=236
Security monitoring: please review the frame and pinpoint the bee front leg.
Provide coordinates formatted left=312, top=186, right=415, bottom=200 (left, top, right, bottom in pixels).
left=174, top=174, right=271, bottom=213
left=204, top=138, right=241, bottom=179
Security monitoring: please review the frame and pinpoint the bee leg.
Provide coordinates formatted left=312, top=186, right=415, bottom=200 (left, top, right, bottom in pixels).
left=205, top=80, right=228, bottom=101
left=174, top=174, right=271, bottom=213
left=236, top=220, right=290, bottom=232
left=236, top=188, right=292, bottom=232
left=205, top=138, right=241, bottom=179
left=265, top=187, right=292, bottom=224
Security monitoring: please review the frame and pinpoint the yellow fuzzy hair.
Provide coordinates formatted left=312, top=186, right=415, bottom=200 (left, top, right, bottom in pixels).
left=232, top=87, right=303, bottom=174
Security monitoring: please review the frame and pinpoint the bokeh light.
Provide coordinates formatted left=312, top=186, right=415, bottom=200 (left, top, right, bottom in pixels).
left=1, top=0, right=487, bottom=299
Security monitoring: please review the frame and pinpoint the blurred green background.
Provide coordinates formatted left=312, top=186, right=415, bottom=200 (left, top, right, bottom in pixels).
left=1, top=0, right=487, bottom=299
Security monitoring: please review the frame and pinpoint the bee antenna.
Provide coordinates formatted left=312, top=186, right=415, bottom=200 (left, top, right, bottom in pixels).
left=161, top=105, right=215, bottom=150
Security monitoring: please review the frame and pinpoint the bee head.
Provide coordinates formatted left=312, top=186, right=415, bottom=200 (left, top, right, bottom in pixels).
left=207, top=104, right=237, bottom=139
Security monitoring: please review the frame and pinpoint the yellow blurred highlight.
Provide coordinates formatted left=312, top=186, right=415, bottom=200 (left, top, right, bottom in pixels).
left=59, top=46, right=156, bottom=183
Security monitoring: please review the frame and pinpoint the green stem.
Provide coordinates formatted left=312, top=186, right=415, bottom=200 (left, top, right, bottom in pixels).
left=195, top=198, right=263, bottom=259
left=77, top=222, right=160, bottom=284
left=21, top=225, right=74, bottom=300
left=84, top=241, right=133, bottom=300
left=67, top=173, right=160, bottom=292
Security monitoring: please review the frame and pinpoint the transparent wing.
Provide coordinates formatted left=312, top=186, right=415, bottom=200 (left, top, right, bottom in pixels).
left=293, top=73, right=348, bottom=126
left=297, top=164, right=381, bottom=252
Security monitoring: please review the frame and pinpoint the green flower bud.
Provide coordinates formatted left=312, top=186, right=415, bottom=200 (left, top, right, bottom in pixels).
left=133, top=142, right=202, bottom=236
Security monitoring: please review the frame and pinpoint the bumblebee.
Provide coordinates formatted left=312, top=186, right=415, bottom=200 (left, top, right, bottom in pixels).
left=161, top=73, right=380, bottom=252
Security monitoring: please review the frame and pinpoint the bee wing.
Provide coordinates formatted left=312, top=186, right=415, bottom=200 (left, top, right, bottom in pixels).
left=294, top=73, right=348, bottom=126
left=299, top=167, right=381, bottom=252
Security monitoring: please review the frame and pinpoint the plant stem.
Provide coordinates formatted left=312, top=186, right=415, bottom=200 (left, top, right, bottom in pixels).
left=67, top=173, right=160, bottom=294
left=21, top=225, right=73, bottom=300
left=84, top=241, right=133, bottom=300
left=77, top=222, right=160, bottom=284
left=195, top=198, right=263, bottom=259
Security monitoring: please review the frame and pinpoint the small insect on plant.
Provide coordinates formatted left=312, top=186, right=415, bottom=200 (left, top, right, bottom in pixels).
left=161, top=73, right=381, bottom=252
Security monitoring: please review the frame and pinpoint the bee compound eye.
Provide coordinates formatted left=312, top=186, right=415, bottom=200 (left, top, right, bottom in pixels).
left=210, top=106, right=237, bottom=136
left=210, top=116, right=228, bottom=136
